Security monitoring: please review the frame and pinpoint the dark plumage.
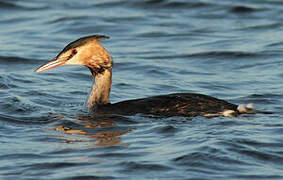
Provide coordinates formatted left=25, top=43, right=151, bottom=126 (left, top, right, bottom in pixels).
left=96, top=93, right=238, bottom=117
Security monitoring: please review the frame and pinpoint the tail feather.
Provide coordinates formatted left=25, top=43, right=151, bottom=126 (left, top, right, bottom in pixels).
left=206, top=103, right=272, bottom=118
left=237, top=103, right=255, bottom=114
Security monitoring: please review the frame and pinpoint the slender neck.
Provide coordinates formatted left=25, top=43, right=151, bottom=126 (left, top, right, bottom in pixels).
left=87, top=68, right=112, bottom=111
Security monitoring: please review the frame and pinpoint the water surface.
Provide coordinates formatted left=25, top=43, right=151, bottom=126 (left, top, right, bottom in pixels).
left=1, top=0, right=283, bottom=179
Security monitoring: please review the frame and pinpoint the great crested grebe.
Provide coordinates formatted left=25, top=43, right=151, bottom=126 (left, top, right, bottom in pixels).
left=35, top=35, right=254, bottom=117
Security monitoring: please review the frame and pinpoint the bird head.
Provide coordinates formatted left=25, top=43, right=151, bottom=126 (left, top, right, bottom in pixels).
left=34, top=35, right=112, bottom=74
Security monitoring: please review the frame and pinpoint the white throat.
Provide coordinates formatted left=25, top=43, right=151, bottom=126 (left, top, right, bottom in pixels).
left=86, top=68, right=112, bottom=111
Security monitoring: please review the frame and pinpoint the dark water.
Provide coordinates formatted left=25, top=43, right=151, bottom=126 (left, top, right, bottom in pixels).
left=1, top=0, right=283, bottom=179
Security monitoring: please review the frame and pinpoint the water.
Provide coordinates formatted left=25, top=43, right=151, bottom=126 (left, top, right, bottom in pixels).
left=1, top=0, right=283, bottom=179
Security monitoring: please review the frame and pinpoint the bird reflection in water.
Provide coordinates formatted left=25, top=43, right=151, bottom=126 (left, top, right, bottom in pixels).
left=51, top=113, right=135, bottom=146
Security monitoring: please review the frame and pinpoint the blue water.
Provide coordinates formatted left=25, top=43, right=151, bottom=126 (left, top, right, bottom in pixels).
left=1, top=0, right=283, bottom=179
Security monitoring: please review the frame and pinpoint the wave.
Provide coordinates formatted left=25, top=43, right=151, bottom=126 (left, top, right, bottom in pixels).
left=141, top=51, right=266, bottom=60
left=0, top=56, right=38, bottom=64
left=0, top=0, right=48, bottom=10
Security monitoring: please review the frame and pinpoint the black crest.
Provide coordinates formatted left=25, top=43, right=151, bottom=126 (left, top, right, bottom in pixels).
left=56, top=35, right=110, bottom=58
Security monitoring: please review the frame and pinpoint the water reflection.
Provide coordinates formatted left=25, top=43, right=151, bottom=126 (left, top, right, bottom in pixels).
left=53, top=114, right=135, bottom=147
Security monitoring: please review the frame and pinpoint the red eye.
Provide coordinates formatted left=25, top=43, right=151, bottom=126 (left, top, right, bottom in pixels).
left=72, top=49, right=77, bottom=54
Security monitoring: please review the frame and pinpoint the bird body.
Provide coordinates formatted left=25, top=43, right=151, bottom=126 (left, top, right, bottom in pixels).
left=35, top=35, right=253, bottom=117
left=95, top=93, right=238, bottom=117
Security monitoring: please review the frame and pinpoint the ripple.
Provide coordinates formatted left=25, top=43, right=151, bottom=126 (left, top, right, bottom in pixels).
left=119, top=161, right=172, bottom=172
left=0, top=56, right=36, bottom=64
left=128, top=0, right=209, bottom=9
left=155, top=125, right=179, bottom=135
left=141, top=51, right=264, bottom=60
left=1, top=0, right=283, bottom=179
left=229, top=6, right=258, bottom=13
left=47, top=15, right=91, bottom=25
left=0, top=1, right=48, bottom=10
left=0, top=153, right=47, bottom=160
left=0, top=1, right=19, bottom=9
left=62, top=175, right=116, bottom=180
left=0, top=114, right=56, bottom=125
left=238, top=94, right=283, bottom=105
left=22, top=162, right=90, bottom=170
left=243, top=23, right=282, bottom=31
left=173, top=151, right=249, bottom=172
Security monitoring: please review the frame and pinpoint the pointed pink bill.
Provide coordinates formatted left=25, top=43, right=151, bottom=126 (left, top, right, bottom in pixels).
left=34, top=57, right=68, bottom=72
